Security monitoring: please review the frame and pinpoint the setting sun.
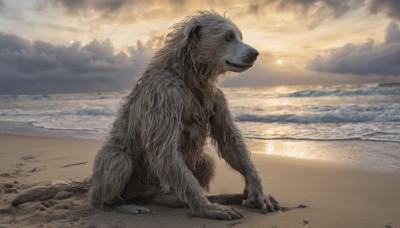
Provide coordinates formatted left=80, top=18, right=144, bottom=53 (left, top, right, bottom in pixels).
left=277, top=59, right=283, bottom=64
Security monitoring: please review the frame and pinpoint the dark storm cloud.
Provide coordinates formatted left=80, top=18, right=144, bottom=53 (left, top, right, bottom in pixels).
left=370, top=0, right=400, bottom=21
left=307, top=22, right=400, bottom=76
left=0, top=33, right=154, bottom=94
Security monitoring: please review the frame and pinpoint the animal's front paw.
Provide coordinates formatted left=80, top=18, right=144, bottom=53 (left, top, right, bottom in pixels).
left=192, top=203, right=243, bottom=220
left=242, top=185, right=280, bottom=213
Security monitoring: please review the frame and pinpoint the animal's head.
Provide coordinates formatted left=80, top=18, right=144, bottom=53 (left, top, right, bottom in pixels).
left=165, top=11, right=259, bottom=76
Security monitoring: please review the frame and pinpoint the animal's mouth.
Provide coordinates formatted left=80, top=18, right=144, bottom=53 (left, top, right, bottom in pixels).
left=225, top=60, right=252, bottom=69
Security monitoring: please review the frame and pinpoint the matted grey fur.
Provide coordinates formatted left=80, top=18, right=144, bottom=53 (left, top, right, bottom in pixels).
left=12, top=11, right=279, bottom=220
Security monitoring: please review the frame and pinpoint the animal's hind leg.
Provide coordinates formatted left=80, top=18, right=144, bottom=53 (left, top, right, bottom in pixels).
left=150, top=192, right=187, bottom=208
left=148, top=153, right=218, bottom=208
left=193, top=152, right=216, bottom=191
left=90, top=144, right=135, bottom=209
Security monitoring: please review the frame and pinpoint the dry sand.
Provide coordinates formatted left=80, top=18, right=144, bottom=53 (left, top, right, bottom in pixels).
left=0, top=133, right=399, bottom=228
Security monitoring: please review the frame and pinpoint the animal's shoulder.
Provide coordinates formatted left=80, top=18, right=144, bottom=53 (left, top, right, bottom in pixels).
left=136, top=72, right=185, bottom=92
left=133, top=73, right=189, bottom=107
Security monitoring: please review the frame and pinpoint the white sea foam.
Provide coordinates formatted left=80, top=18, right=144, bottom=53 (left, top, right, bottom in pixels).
left=288, top=87, right=400, bottom=97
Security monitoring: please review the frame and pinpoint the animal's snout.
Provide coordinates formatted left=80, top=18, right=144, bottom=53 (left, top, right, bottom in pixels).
left=244, top=48, right=259, bottom=64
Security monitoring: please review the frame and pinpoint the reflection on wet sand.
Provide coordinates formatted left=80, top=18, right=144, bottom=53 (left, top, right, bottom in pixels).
left=245, top=138, right=400, bottom=171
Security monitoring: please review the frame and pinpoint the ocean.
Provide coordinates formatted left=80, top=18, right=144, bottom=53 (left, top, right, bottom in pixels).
left=1, top=83, right=399, bottom=171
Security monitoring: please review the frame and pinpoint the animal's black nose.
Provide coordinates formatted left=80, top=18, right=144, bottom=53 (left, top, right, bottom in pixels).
left=244, top=48, right=259, bottom=63
left=250, top=49, right=259, bottom=58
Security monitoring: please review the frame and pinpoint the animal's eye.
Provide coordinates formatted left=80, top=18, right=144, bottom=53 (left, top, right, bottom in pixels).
left=226, top=34, right=233, bottom=42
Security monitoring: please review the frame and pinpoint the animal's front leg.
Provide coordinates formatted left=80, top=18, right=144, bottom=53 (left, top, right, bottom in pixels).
left=150, top=182, right=243, bottom=220
left=145, top=86, right=242, bottom=220
left=169, top=157, right=243, bottom=220
left=242, top=176, right=280, bottom=213
left=220, top=136, right=280, bottom=213
left=148, top=144, right=242, bottom=219
left=206, top=192, right=278, bottom=212
left=210, top=89, right=280, bottom=213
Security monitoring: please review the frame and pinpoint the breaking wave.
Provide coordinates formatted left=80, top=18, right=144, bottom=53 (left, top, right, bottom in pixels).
left=235, top=104, right=400, bottom=123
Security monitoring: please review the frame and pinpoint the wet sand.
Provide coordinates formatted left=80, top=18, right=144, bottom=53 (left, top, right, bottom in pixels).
left=0, top=134, right=399, bottom=228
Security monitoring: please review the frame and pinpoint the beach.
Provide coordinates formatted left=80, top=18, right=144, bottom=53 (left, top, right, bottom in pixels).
left=1, top=133, right=399, bottom=228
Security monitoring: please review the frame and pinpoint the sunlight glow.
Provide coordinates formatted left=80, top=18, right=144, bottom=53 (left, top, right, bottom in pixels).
left=276, top=59, right=283, bottom=64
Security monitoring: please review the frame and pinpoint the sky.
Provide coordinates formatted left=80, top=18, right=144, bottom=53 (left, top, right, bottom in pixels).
left=0, top=0, right=400, bottom=94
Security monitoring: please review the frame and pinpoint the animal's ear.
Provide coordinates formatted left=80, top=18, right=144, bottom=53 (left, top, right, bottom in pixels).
left=190, top=24, right=202, bottom=40
left=183, top=21, right=202, bottom=43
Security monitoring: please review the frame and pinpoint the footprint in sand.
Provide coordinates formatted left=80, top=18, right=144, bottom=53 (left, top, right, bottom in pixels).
left=0, top=169, right=22, bottom=178
left=41, top=200, right=57, bottom=208
left=2, top=182, right=21, bottom=194
left=385, top=222, right=393, bottom=228
left=30, top=167, right=41, bottom=172
left=21, top=155, right=39, bottom=162
left=0, top=173, right=12, bottom=177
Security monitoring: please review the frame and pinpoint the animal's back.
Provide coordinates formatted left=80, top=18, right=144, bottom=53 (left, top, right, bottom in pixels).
left=112, top=71, right=185, bottom=146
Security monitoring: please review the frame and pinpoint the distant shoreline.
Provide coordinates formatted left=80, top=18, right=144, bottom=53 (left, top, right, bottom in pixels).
left=1, top=120, right=400, bottom=172
left=0, top=120, right=106, bottom=140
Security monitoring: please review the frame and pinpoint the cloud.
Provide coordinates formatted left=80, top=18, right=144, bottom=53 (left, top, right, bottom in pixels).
left=33, top=0, right=398, bottom=36
left=37, top=0, right=368, bottom=27
left=307, top=22, right=400, bottom=76
left=244, top=0, right=367, bottom=29
left=386, top=21, right=400, bottom=43
left=35, top=0, right=193, bottom=21
left=370, top=0, right=400, bottom=21
left=221, top=60, right=382, bottom=87
left=0, top=0, right=25, bottom=22
left=277, top=0, right=364, bottom=17
left=36, top=0, right=131, bottom=16
left=0, top=33, right=154, bottom=94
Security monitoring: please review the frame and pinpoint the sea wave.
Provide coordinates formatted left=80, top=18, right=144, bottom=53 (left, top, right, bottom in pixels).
left=287, top=87, right=400, bottom=97
left=0, top=104, right=118, bottom=117
left=74, top=106, right=117, bottom=116
left=246, top=135, right=400, bottom=143
left=235, top=104, right=400, bottom=123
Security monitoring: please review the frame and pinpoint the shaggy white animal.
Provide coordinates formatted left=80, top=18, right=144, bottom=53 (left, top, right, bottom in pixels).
left=12, top=11, right=279, bottom=220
